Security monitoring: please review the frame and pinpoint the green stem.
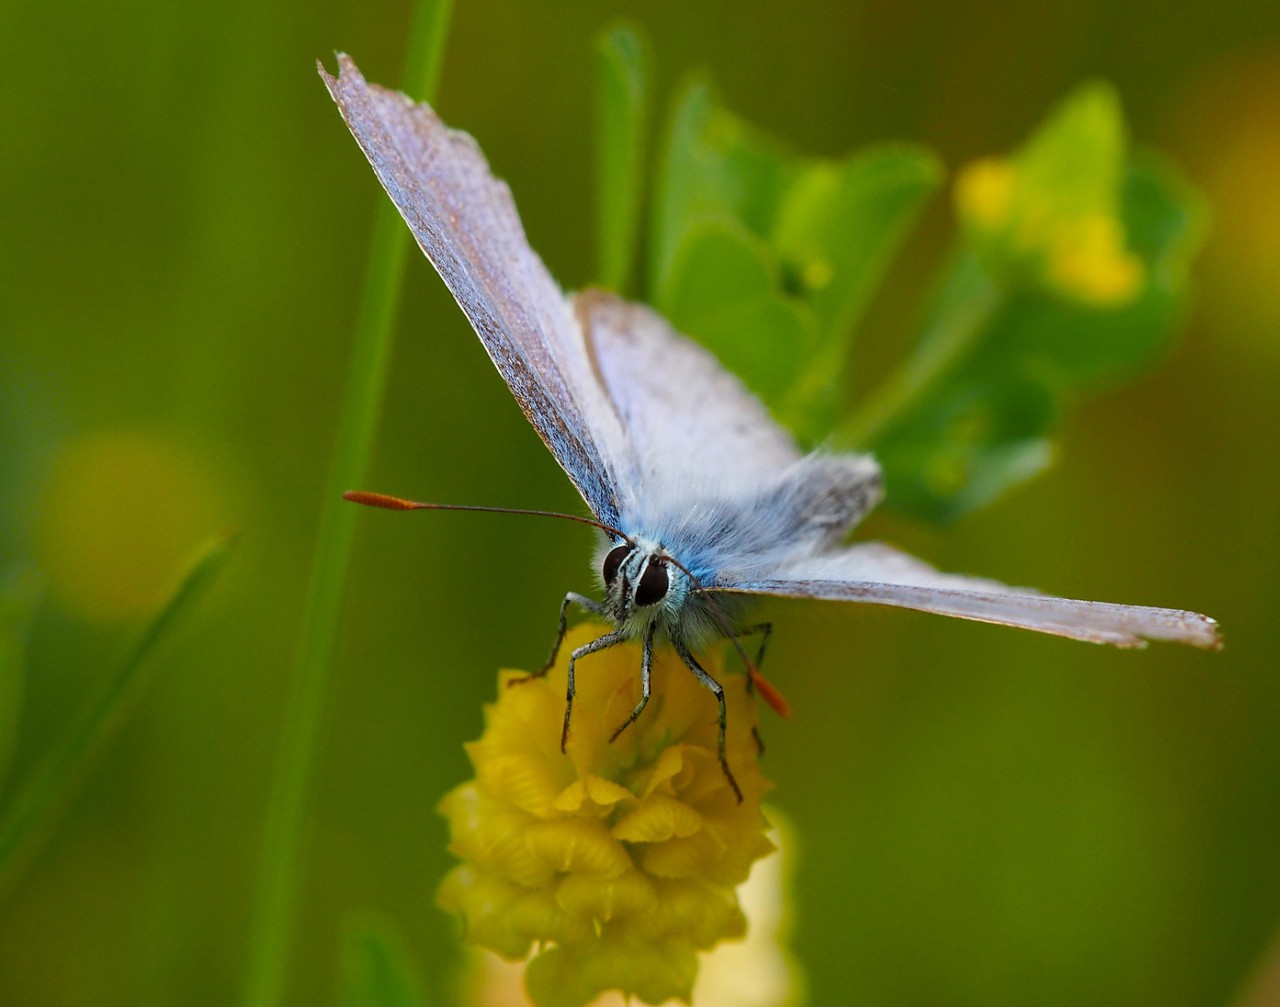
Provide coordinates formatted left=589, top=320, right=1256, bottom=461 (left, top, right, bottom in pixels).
left=240, top=8, right=452, bottom=1007
left=842, top=253, right=1002, bottom=447
left=0, top=533, right=236, bottom=900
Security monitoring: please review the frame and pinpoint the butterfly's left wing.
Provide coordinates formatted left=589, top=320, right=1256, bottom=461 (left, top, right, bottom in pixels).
left=709, top=542, right=1221, bottom=648
left=321, top=55, right=630, bottom=527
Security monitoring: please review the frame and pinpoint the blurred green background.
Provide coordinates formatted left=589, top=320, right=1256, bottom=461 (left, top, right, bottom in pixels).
left=2, top=1, right=1278, bottom=1005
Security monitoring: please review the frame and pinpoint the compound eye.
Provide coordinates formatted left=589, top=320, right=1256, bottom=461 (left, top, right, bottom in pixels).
left=602, top=544, right=630, bottom=586
left=635, top=560, right=669, bottom=607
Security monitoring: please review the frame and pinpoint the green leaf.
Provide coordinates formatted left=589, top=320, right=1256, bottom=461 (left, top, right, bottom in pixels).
left=871, top=363, right=1061, bottom=522
left=661, top=221, right=817, bottom=410
left=0, top=531, right=236, bottom=899
left=593, top=23, right=650, bottom=295
left=848, top=82, right=1207, bottom=521
left=341, top=920, right=429, bottom=1007
left=980, top=156, right=1209, bottom=389
left=774, top=145, right=942, bottom=428
left=651, top=83, right=942, bottom=440
left=1123, top=151, right=1208, bottom=291
left=0, top=570, right=40, bottom=792
left=1019, top=81, right=1126, bottom=217
left=650, top=80, right=798, bottom=306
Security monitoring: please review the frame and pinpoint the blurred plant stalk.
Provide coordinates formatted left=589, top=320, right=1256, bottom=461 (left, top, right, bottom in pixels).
left=240, top=4, right=453, bottom=1007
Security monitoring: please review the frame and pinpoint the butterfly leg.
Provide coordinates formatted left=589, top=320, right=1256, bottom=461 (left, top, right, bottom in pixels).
left=730, top=621, right=774, bottom=688
left=561, top=629, right=628, bottom=753
left=674, top=639, right=743, bottom=803
left=609, top=622, right=657, bottom=743
left=510, top=592, right=608, bottom=688
left=730, top=622, right=772, bottom=754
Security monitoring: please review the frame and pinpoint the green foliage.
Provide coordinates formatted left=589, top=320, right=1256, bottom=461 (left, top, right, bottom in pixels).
left=592, top=41, right=1207, bottom=520
left=0, top=533, right=235, bottom=899
left=848, top=89, right=1207, bottom=521
left=242, top=5, right=454, bottom=1007
left=0, top=571, right=39, bottom=791
left=341, top=920, right=430, bottom=1007
left=593, top=23, right=650, bottom=296
left=648, top=79, right=942, bottom=441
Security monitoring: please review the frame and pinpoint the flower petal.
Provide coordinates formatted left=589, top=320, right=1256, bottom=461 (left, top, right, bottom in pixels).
left=611, top=792, right=703, bottom=843
left=523, top=817, right=633, bottom=877
left=554, top=868, right=658, bottom=922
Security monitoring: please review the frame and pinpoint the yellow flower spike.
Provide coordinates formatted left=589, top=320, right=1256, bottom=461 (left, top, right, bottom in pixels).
left=438, top=622, right=773, bottom=1007
left=1046, top=213, right=1145, bottom=304
left=436, top=867, right=533, bottom=960
left=439, top=785, right=556, bottom=889
left=465, top=814, right=804, bottom=1007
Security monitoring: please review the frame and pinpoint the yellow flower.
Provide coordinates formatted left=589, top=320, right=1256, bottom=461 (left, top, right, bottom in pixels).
left=954, top=83, right=1145, bottom=307
left=465, top=812, right=803, bottom=1007
left=437, top=624, right=774, bottom=1007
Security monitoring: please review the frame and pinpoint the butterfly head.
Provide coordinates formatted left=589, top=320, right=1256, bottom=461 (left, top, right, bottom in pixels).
left=598, top=534, right=690, bottom=631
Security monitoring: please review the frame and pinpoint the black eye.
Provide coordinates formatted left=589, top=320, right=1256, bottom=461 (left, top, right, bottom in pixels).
left=635, top=560, right=669, bottom=607
left=602, top=544, right=630, bottom=586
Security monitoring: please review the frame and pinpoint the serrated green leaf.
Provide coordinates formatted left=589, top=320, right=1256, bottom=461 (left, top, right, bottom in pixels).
left=341, top=920, right=429, bottom=1007
left=0, top=531, right=236, bottom=899
left=593, top=22, right=650, bottom=294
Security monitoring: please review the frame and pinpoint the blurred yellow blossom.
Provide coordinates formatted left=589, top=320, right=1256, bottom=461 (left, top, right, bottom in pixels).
left=438, top=624, right=774, bottom=1007
left=32, top=430, right=225, bottom=621
left=954, top=82, right=1145, bottom=306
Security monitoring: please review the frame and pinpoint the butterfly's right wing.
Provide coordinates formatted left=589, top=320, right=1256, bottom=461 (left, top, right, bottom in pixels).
left=321, top=55, right=629, bottom=527
left=710, top=541, right=1221, bottom=648
left=573, top=290, right=882, bottom=510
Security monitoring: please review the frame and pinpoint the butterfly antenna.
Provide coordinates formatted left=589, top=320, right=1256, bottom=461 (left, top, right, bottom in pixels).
left=663, top=555, right=791, bottom=718
left=343, top=491, right=633, bottom=542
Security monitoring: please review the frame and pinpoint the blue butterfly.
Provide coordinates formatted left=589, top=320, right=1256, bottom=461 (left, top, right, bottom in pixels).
left=322, top=56, right=1219, bottom=800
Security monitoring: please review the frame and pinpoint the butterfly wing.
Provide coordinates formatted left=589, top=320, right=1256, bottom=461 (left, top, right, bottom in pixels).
left=709, top=541, right=1221, bottom=648
left=573, top=291, right=800, bottom=484
left=573, top=290, right=881, bottom=514
left=321, top=55, right=629, bottom=527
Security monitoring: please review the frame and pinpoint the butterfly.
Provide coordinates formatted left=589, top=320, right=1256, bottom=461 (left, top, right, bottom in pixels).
left=321, top=55, right=1220, bottom=800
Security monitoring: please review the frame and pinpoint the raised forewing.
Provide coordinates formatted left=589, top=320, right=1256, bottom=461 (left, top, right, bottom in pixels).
left=321, top=55, right=627, bottom=526
left=710, top=541, right=1221, bottom=648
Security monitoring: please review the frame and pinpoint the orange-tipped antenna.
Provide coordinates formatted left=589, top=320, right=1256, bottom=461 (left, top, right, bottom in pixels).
left=344, top=489, right=791, bottom=718
left=748, top=667, right=791, bottom=718
left=342, top=490, right=631, bottom=541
